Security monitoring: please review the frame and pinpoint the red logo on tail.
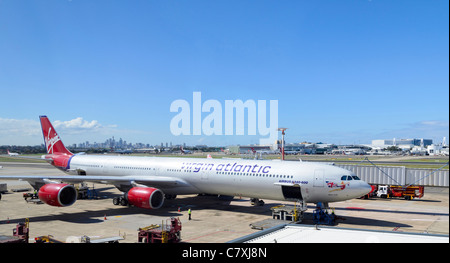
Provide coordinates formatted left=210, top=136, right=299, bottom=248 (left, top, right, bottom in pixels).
left=40, top=116, right=72, bottom=156
left=45, top=127, right=62, bottom=154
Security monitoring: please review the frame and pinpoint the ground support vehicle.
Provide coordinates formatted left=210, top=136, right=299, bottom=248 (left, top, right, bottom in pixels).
left=377, top=185, right=424, bottom=200
left=138, top=217, right=182, bottom=243
left=312, top=203, right=336, bottom=225
left=0, top=220, right=29, bottom=243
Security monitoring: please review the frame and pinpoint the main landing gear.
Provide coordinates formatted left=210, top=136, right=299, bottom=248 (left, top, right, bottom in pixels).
left=113, top=196, right=128, bottom=206
left=165, top=194, right=177, bottom=200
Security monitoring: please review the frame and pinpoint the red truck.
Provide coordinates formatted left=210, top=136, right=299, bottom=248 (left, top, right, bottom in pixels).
left=377, top=185, right=424, bottom=200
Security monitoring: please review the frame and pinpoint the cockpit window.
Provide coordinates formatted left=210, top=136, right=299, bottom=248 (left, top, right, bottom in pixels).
left=341, top=175, right=360, bottom=181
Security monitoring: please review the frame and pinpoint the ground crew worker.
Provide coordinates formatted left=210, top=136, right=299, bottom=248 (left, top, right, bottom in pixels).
left=188, top=208, right=192, bottom=220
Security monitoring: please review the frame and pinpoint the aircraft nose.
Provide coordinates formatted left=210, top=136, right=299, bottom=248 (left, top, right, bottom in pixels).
left=360, top=181, right=372, bottom=196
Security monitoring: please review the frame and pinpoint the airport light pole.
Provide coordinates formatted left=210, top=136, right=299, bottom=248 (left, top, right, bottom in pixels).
left=278, top=128, right=287, bottom=160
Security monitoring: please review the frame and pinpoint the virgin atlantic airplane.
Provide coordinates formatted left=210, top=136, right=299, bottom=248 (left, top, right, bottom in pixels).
left=0, top=116, right=371, bottom=211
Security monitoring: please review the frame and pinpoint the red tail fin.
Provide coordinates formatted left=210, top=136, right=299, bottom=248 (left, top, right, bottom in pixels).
left=40, top=116, right=72, bottom=155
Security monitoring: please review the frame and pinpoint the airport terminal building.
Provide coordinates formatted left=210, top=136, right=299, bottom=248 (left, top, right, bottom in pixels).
left=372, top=138, right=432, bottom=149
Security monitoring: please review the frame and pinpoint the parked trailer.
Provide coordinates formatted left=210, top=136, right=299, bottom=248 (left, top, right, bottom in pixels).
left=34, top=235, right=65, bottom=243
left=23, top=192, right=43, bottom=204
left=65, top=235, right=123, bottom=243
left=0, top=183, right=7, bottom=193
left=36, top=234, right=124, bottom=243
left=0, top=183, right=7, bottom=201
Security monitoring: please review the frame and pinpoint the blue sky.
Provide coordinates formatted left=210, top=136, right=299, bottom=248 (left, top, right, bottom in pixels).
left=0, top=0, right=448, bottom=146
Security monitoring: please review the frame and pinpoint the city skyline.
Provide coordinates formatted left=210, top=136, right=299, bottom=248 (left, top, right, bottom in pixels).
left=1, top=133, right=443, bottom=150
left=0, top=115, right=448, bottom=147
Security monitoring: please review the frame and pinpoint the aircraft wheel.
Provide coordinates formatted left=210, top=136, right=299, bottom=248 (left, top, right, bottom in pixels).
left=165, top=194, right=177, bottom=200
left=120, top=197, right=128, bottom=206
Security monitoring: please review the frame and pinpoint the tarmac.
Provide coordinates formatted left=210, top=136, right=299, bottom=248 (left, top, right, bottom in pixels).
left=0, top=162, right=448, bottom=243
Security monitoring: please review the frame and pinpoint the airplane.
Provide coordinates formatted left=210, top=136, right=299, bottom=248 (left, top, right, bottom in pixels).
left=284, top=150, right=300, bottom=155
left=7, top=150, right=19, bottom=156
left=180, top=146, right=192, bottom=154
left=0, top=116, right=371, bottom=212
left=114, top=149, right=134, bottom=154
left=250, top=147, right=279, bottom=155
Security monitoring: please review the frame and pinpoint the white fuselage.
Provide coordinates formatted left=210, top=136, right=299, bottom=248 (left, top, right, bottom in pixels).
left=67, top=155, right=371, bottom=203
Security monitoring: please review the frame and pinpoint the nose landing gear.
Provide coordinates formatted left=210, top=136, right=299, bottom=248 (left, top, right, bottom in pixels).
left=250, top=198, right=265, bottom=206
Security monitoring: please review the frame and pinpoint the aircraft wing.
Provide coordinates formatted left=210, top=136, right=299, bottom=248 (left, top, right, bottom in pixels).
left=0, top=175, right=190, bottom=189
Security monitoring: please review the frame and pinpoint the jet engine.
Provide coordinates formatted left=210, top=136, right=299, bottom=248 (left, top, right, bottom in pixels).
left=38, top=183, right=77, bottom=207
left=125, top=187, right=164, bottom=209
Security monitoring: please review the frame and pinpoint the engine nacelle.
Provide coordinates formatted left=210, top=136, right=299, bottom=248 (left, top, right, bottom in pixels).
left=126, top=187, right=164, bottom=209
left=38, top=183, right=77, bottom=207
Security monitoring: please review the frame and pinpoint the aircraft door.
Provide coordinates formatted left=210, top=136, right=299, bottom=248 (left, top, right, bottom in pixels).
left=282, top=185, right=303, bottom=200
left=313, top=169, right=324, bottom=187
